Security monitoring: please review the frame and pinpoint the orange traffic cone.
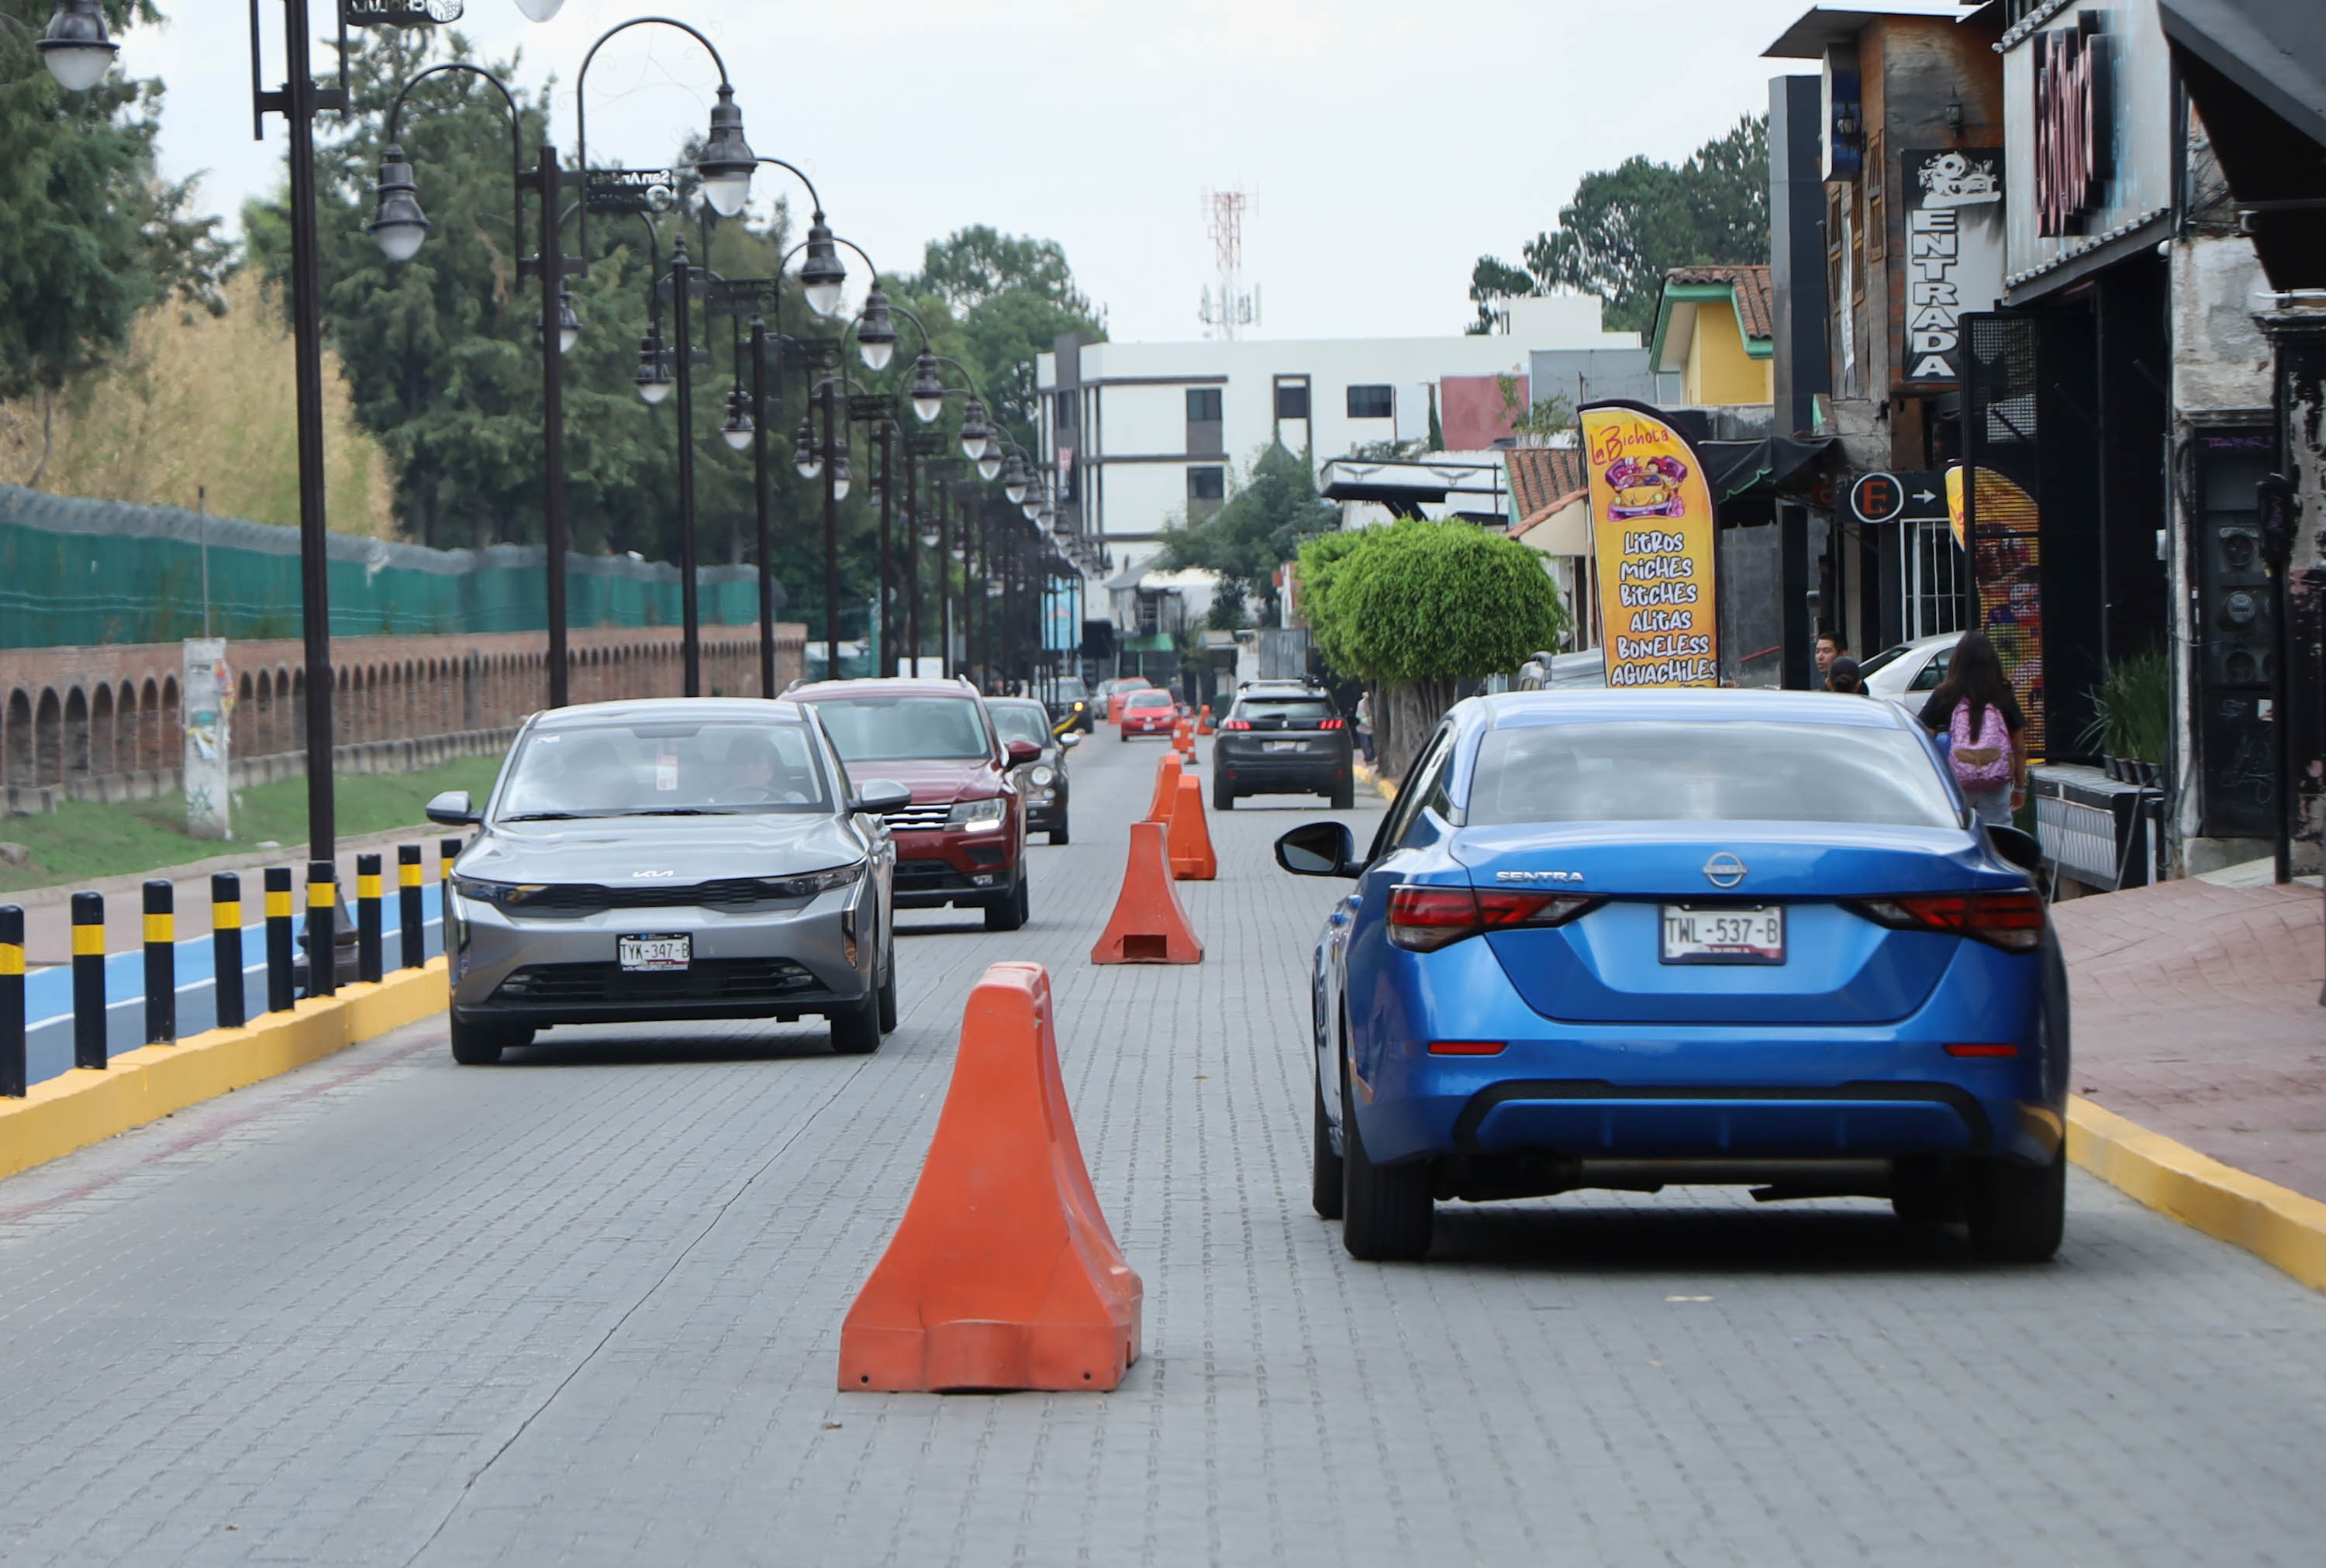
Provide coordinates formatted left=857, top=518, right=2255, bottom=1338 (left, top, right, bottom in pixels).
left=839, top=962, right=1143, bottom=1392
left=1145, top=753, right=1184, bottom=823
left=1172, top=718, right=1195, bottom=758
left=1168, top=773, right=1216, bottom=880
left=1091, top=820, right=1203, bottom=964
left=1196, top=705, right=1213, bottom=736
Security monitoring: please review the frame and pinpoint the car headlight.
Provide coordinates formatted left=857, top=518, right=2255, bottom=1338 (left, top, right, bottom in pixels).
left=947, top=798, right=1008, bottom=832
left=755, top=862, right=864, bottom=899
left=452, top=876, right=553, bottom=911
left=1029, top=764, right=1055, bottom=787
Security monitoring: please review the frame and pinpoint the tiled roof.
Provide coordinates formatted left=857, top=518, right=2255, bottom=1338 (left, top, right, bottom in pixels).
left=1664, top=264, right=1774, bottom=343
left=1503, top=446, right=1589, bottom=522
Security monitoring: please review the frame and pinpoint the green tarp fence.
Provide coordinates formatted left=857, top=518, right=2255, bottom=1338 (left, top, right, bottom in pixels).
left=0, top=484, right=779, bottom=649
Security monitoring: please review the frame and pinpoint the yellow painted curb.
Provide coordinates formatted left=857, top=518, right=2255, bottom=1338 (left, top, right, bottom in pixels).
left=0, top=959, right=450, bottom=1183
left=2068, top=1094, right=2326, bottom=1293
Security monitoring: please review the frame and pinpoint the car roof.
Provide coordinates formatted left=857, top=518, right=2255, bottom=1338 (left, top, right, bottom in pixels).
left=789, top=678, right=980, bottom=701
left=531, top=697, right=808, bottom=729
left=1480, top=688, right=1913, bottom=732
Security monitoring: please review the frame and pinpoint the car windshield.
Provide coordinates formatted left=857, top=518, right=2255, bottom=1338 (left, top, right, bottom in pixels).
left=1126, top=691, right=1172, bottom=708
left=495, top=720, right=830, bottom=818
left=1109, top=680, right=1151, bottom=695
left=989, top=704, right=1051, bottom=750
left=1467, top=720, right=1957, bottom=828
left=1236, top=698, right=1333, bottom=724
left=810, top=696, right=990, bottom=761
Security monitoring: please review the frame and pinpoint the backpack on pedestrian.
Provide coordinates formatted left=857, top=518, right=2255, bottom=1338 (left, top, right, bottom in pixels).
left=1948, top=699, right=2013, bottom=790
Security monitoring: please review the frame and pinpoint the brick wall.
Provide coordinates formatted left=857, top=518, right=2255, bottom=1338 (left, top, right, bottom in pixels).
left=2, top=624, right=807, bottom=798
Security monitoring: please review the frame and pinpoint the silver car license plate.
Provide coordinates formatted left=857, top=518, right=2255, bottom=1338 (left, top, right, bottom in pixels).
left=619, top=933, right=692, bottom=972
left=1263, top=739, right=1302, bottom=753
left=1660, top=905, right=1784, bottom=965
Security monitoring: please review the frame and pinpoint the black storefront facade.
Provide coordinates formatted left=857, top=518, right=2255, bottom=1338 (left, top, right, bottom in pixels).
left=1963, top=0, right=2290, bottom=875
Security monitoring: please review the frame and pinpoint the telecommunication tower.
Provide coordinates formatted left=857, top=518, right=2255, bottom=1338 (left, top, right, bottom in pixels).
left=1199, top=189, right=1258, bottom=339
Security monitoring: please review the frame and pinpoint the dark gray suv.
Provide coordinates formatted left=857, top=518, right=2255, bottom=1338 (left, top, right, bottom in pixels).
left=1212, top=682, right=1355, bottom=810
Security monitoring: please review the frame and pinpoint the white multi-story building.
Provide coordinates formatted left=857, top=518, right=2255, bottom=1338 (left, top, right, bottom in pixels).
left=1034, top=296, right=1647, bottom=580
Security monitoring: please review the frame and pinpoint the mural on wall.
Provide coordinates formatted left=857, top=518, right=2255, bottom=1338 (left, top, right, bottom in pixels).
left=1903, top=149, right=2007, bottom=384
left=1952, top=464, right=2047, bottom=753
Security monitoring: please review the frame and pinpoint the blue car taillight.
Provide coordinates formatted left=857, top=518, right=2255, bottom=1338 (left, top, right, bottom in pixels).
left=1387, top=885, right=1603, bottom=953
left=1847, top=890, right=2045, bottom=953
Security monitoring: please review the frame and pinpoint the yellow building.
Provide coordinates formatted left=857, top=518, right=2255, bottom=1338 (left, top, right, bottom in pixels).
left=1649, top=265, right=1774, bottom=408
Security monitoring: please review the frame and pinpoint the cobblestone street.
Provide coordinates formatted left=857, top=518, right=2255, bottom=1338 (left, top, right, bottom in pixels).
left=5, top=736, right=2326, bottom=1566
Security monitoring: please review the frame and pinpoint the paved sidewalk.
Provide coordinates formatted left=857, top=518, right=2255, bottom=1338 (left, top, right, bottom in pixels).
left=2053, top=876, right=2326, bottom=1204
left=2, top=736, right=2324, bottom=1566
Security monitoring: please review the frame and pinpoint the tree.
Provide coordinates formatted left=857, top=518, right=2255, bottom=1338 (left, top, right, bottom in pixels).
left=1299, top=520, right=1568, bottom=774
left=901, top=225, right=1104, bottom=447
left=0, top=2, right=230, bottom=479
left=1152, top=443, right=1337, bottom=625
left=1470, top=115, right=1769, bottom=335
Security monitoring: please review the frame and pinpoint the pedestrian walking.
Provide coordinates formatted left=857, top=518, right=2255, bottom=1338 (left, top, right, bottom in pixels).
left=1825, top=655, right=1868, bottom=694
left=1355, top=690, right=1375, bottom=765
left=1918, top=629, right=2027, bottom=825
left=1816, top=629, right=1848, bottom=682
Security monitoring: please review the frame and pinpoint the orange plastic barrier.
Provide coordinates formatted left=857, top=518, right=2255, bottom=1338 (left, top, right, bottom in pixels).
left=1172, top=719, right=1195, bottom=760
left=1196, top=705, right=1213, bottom=736
left=1145, top=753, right=1184, bottom=823
left=1090, top=820, right=1203, bottom=964
left=839, top=962, right=1143, bottom=1392
left=1168, top=773, right=1216, bottom=881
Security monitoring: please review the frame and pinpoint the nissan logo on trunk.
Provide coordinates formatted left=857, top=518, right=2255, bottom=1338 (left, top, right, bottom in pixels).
left=1703, top=853, right=1748, bottom=889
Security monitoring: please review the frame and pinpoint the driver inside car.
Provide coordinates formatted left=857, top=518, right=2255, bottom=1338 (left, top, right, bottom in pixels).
left=716, top=733, right=808, bottom=804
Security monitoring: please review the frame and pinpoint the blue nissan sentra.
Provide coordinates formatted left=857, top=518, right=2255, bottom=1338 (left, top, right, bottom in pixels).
left=1273, top=690, right=2069, bottom=1263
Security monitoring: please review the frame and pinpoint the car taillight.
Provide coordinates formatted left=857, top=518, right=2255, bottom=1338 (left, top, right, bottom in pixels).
left=1220, top=719, right=1251, bottom=730
left=1849, top=891, right=2045, bottom=952
left=1945, top=1043, right=2021, bottom=1057
left=1318, top=718, right=1344, bottom=729
left=1387, top=885, right=1602, bottom=952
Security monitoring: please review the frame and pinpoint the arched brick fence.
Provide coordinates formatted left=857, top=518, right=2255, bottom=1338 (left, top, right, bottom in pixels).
left=2, top=624, right=805, bottom=810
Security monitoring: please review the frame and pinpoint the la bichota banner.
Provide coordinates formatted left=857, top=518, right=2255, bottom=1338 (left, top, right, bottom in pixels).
left=1580, top=401, right=1719, bottom=688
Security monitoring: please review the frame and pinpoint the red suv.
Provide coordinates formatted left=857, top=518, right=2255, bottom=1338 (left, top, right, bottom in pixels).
left=792, top=677, right=1040, bottom=930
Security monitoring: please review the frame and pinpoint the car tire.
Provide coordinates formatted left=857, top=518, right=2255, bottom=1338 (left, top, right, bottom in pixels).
left=1330, top=779, right=1355, bottom=810
left=1340, top=1061, right=1433, bottom=1261
left=450, top=1012, right=527, bottom=1067
left=1118, top=727, right=1130, bottom=743
left=829, top=988, right=882, bottom=1055
left=1967, top=1147, right=2066, bottom=1262
left=1049, top=820, right=1070, bottom=846
left=1311, top=1070, right=1344, bottom=1220
left=876, top=948, right=898, bottom=1034
left=1213, top=777, right=1234, bottom=811
left=985, top=873, right=1030, bottom=932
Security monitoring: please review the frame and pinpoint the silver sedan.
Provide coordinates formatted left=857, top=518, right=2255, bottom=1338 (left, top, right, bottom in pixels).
left=425, top=698, right=909, bottom=1065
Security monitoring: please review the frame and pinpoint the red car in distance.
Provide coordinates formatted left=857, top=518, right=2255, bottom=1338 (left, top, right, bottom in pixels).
left=1103, top=677, right=1157, bottom=724
left=1118, top=688, right=1180, bottom=741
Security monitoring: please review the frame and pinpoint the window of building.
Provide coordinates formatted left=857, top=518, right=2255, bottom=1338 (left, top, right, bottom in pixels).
left=1185, top=388, right=1221, bottom=423
left=1347, top=384, right=1394, bottom=419
left=1275, top=381, right=1310, bottom=420
left=1187, top=466, right=1225, bottom=502
left=1054, top=391, right=1075, bottom=429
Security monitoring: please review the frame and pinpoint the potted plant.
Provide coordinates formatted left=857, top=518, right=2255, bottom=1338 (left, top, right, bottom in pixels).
left=2080, top=648, right=2170, bottom=787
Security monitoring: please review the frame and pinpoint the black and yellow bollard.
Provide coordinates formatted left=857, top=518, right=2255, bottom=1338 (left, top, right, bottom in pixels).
left=143, top=879, right=175, bottom=1045
left=72, top=891, right=105, bottom=1070
left=212, top=872, right=246, bottom=1030
left=305, top=860, right=337, bottom=999
left=356, top=853, right=384, bottom=984
left=2, top=904, right=24, bottom=1098
left=264, top=867, right=295, bottom=1015
left=440, top=836, right=461, bottom=934
left=398, top=844, right=425, bottom=970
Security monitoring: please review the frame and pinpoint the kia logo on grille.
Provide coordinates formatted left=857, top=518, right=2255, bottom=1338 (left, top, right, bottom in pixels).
left=1703, top=853, right=1748, bottom=889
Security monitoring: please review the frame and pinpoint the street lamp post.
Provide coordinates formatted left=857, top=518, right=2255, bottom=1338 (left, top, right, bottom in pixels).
left=671, top=235, right=703, bottom=694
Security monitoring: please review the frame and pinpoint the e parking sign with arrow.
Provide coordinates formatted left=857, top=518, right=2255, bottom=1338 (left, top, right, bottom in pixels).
left=1848, top=470, right=1948, bottom=526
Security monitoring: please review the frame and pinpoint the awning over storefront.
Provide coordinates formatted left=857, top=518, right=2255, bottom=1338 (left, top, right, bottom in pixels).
left=1698, top=435, right=1836, bottom=505
left=2159, top=0, right=2326, bottom=288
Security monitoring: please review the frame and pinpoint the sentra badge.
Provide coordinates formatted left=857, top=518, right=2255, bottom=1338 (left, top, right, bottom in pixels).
left=1496, top=870, right=1585, bottom=885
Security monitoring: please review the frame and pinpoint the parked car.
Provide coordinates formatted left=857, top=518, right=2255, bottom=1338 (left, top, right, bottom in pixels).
left=1118, top=687, right=1180, bottom=739
left=987, top=695, right=1077, bottom=844
left=1213, top=681, right=1355, bottom=809
left=1272, top=689, right=2066, bottom=1263
left=1860, top=632, right=1959, bottom=701
left=425, top=698, right=906, bottom=1066
left=1104, top=677, right=1158, bottom=724
left=1048, top=677, right=1096, bottom=734
left=1515, top=650, right=1609, bottom=690
left=789, top=677, right=1038, bottom=931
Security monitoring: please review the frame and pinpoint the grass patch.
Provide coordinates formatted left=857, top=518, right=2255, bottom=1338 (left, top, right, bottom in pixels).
left=0, top=754, right=505, bottom=894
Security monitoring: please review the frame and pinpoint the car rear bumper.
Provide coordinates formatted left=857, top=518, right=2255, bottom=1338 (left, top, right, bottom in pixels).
left=1216, top=747, right=1350, bottom=792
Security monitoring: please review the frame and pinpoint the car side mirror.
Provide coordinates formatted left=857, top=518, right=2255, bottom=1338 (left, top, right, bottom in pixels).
left=1275, top=821, right=1358, bottom=878
left=1004, top=739, right=1042, bottom=766
left=425, top=790, right=479, bottom=826
left=851, top=779, right=913, bottom=815
left=1058, top=732, right=1081, bottom=749
left=1986, top=822, right=2043, bottom=874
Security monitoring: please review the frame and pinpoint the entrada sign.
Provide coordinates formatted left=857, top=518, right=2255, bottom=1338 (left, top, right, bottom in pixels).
left=1902, top=147, right=2005, bottom=383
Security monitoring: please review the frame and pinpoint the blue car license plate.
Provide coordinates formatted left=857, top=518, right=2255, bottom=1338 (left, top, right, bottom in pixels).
left=619, top=933, right=692, bottom=972
left=1659, top=905, right=1785, bottom=964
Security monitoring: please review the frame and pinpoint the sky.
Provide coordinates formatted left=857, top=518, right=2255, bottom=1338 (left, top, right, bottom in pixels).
left=138, top=0, right=1970, bottom=345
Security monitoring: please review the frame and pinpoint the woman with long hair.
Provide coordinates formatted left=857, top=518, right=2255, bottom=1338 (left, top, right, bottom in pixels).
left=1919, top=629, right=2027, bottom=825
